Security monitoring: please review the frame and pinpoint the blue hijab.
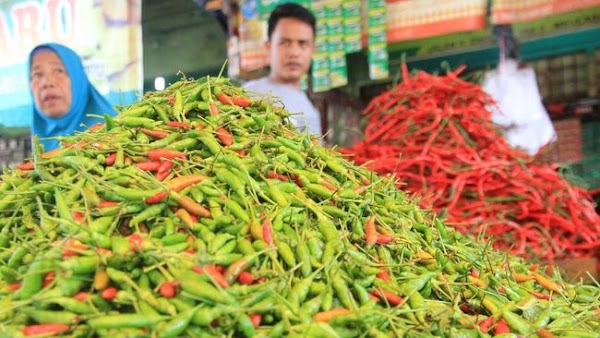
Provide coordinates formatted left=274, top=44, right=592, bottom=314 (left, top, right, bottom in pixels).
left=28, top=43, right=117, bottom=151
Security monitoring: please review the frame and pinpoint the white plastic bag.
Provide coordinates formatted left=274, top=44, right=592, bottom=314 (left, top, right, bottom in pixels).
left=482, top=58, right=556, bottom=155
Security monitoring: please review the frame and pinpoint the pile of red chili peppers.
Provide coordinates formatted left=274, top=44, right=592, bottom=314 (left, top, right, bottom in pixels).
left=342, top=65, right=600, bottom=262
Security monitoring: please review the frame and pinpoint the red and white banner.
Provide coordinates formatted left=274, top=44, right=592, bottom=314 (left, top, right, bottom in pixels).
left=386, top=0, right=487, bottom=43
left=492, top=0, right=600, bottom=24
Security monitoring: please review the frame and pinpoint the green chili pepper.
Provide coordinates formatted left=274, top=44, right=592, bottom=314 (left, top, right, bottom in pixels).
left=223, top=198, right=250, bottom=222
left=237, top=313, right=257, bottom=338
left=288, top=277, right=313, bottom=311
left=179, top=271, right=237, bottom=305
left=157, top=306, right=198, bottom=338
left=501, top=306, right=534, bottom=335
left=276, top=241, right=297, bottom=268
left=119, top=116, right=157, bottom=129
left=332, top=272, right=358, bottom=311
left=42, top=297, right=95, bottom=315
left=61, top=256, right=98, bottom=275
left=191, top=307, right=222, bottom=327
left=15, top=258, right=56, bottom=300
left=23, top=309, right=79, bottom=325
left=87, top=314, right=169, bottom=329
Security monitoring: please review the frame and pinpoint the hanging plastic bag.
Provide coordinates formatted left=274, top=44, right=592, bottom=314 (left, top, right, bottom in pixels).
left=482, top=39, right=556, bottom=155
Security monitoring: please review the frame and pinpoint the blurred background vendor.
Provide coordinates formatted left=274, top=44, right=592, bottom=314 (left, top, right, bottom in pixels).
left=243, top=3, right=322, bottom=137
left=28, top=43, right=117, bottom=151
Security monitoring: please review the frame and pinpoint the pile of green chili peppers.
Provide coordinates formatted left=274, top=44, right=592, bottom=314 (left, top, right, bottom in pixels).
left=0, top=76, right=599, bottom=337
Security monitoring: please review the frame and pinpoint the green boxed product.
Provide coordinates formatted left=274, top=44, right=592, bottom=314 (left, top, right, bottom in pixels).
left=327, top=34, right=345, bottom=53
left=330, top=67, right=349, bottom=87
left=312, top=69, right=331, bottom=93
left=367, top=8, right=387, bottom=27
left=328, top=51, right=347, bottom=69
left=368, top=26, right=387, bottom=45
left=343, top=0, right=361, bottom=16
left=343, top=17, right=361, bottom=35
left=344, top=34, right=362, bottom=53
left=327, top=18, right=345, bottom=36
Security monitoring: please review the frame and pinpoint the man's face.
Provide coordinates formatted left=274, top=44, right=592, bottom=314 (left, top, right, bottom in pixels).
left=30, top=50, right=72, bottom=118
left=267, top=17, right=315, bottom=86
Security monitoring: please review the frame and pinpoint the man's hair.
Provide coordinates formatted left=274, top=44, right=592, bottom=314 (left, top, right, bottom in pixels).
left=267, top=2, right=316, bottom=39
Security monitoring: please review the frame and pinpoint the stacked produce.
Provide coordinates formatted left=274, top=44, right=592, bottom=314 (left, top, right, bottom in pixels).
left=1, top=76, right=599, bottom=337
left=342, top=65, right=600, bottom=262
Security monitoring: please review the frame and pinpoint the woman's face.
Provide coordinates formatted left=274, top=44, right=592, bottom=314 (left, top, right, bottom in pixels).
left=30, top=50, right=72, bottom=118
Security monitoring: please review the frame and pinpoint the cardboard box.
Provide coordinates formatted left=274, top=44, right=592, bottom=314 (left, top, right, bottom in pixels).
left=555, top=257, right=598, bottom=283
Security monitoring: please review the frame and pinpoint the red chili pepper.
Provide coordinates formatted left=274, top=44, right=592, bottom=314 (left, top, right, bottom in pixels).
left=537, top=328, right=556, bottom=338
left=72, top=211, right=85, bottom=223
left=531, top=291, right=551, bottom=300
left=376, top=234, right=394, bottom=244
left=372, top=289, right=403, bottom=306
left=477, top=316, right=494, bottom=332
left=321, top=179, right=336, bottom=191
left=135, top=161, right=162, bottom=171
left=166, top=174, right=207, bottom=192
left=42, top=272, right=55, bottom=288
left=129, top=234, right=144, bottom=252
left=16, top=161, right=35, bottom=171
left=22, top=324, right=70, bottom=336
left=147, top=148, right=186, bottom=161
left=141, top=128, right=169, bottom=139
left=193, top=265, right=229, bottom=288
left=217, top=92, right=250, bottom=107
left=96, top=248, right=112, bottom=256
left=214, top=265, right=225, bottom=274
left=89, top=122, right=104, bottom=132
left=145, top=191, right=168, bottom=204
left=494, top=318, right=510, bottom=334
left=365, top=216, right=377, bottom=246
left=159, top=281, right=178, bottom=298
left=175, top=194, right=211, bottom=217
left=266, top=171, right=279, bottom=179
left=249, top=313, right=262, bottom=328
left=8, top=283, right=21, bottom=291
left=209, top=102, right=219, bottom=116
left=166, top=121, right=192, bottom=129
left=158, top=160, right=174, bottom=174
left=238, top=271, right=254, bottom=285
left=99, top=200, right=119, bottom=208
left=73, top=291, right=91, bottom=302
left=156, top=170, right=170, bottom=182
left=376, top=269, right=391, bottom=282
left=62, top=238, right=88, bottom=257
left=105, top=152, right=117, bottom=166
left=216, top=127, right=234, bottom=146
left=262, top=218, right=274, bottom=246
left=101, top=287, right=118, bottom=300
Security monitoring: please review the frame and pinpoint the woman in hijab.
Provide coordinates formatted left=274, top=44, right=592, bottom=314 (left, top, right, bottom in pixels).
left=28, top=43, right=117, bottom=151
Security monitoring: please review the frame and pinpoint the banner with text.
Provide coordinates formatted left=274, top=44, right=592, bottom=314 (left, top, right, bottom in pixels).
left=0, top=0, right=143, bottom=128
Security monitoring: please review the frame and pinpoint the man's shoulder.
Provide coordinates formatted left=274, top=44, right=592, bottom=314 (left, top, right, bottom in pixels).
left=242, top=77, right=271, bottom=90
